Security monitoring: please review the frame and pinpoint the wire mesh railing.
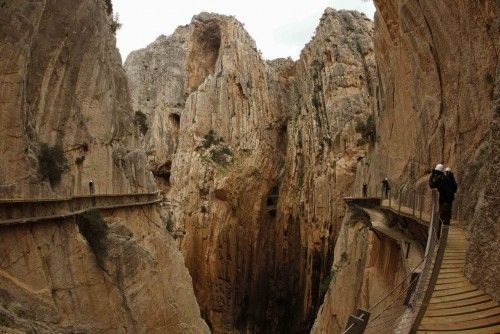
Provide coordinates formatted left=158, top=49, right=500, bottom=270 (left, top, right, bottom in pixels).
left=343, top=190, right=449, bottom=334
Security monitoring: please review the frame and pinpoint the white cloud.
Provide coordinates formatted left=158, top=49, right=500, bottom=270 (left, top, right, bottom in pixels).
left=113, top=0, right=376, bottom=62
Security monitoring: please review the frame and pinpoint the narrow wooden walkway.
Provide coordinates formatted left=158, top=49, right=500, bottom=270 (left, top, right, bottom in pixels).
left=417, top=225, right=500, bottom=333
left=0, top=192, right=160, bottom=226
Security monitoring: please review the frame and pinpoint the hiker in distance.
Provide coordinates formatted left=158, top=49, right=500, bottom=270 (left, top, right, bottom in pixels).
left=381, top=178, right=390, bottom=199
left=429, top=164, right=458, bottom=238
left=362, top=182, right=368, bottom=198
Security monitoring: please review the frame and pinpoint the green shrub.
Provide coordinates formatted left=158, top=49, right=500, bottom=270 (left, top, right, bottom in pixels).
left=355, top=114, right=376, bottom=144
left=111, top=13, right=122, bottom=34
left=201, top=130, right=233, bottom=166
left=75, top=156, right=85, bottom=165
left=485, top=73, right=495, bottom=85
left=320, top=251, right=349, bottom=295
left=203, top=130, right=223, bottom=148
left=311, top=59, right=325, bottom=72
left=311, top=95, right=321, bottom=110
left=104, top=0, right=113, bottom=16
left=165, top=217, right=174, bottom=233
left=320, top=271, right=333, bottom=296
left=134, top=111, right=148, bottom=135
left=210, top=146, right=233, bottom=166
left=38, top=143, right=69, bottom=186
left=76, top=210, right=108, bottom=265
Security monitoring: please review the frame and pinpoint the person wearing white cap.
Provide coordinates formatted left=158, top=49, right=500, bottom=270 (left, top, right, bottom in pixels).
left=445, top=167, right=458, bottom=199
left=429, top=163, right=458, bottom=238
left=381, top=177, right=391, bottom=199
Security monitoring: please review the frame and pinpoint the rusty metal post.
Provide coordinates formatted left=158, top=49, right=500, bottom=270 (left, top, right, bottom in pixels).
left=344, top=309, right=370, bottom=334
left=398, top=189, right=402, bottom=213
left=412, top=189, right=416, bottom=217
left=419, top=189, right=423, bottom=221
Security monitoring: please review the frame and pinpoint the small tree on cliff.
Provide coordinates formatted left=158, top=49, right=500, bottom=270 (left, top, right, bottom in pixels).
left=38, top=143, right=69, bottom=186
left=134, top=111, right=148, bottom=135
left=76, top=209, right=109, bottom=267
left=355, top=114, right=376, bottom=145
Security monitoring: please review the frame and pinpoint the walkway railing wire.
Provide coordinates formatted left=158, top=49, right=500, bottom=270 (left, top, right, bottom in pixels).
left=343, top=189, right=449, bottom=334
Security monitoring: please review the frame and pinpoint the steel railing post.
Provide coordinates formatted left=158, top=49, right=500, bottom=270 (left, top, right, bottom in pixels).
left=398, top=189, right=402, bottom=213
left=412, top=190, right=416, bottom=217
left=424, top=191, right=439, bottom=257
left=344, top=309, right=370, bottom=334
left=419, top=190, right=423, bottom=221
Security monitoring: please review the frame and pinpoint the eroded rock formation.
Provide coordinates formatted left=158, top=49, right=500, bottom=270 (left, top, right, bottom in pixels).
left=0, top=207, right=208, bottom=333
left=0, top=1, right=208, bottom=332
left=0, top=0, right=155, bottom=198
left=311, top=206, right=408, bottom=333
left=355, top=0, right=499, bottom=301
left=125, top=9, right=376, bottom=333
left=313, top=2, right=499, bottom=331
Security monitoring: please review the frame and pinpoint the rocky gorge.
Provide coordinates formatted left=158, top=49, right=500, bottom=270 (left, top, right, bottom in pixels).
left=0, top=0, right=498, bottom=333
left=125, top=9, right=377, bottom=333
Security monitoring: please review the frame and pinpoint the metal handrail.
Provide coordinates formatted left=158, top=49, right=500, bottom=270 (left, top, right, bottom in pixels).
left=0, top=190, right=159, bottom=203
left=343, top=189, right=446, bottom=334
left=0, top=191, right=161, bottom=226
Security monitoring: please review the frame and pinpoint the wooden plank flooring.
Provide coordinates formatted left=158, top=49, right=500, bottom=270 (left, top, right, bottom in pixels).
left=417, top=226, right=500, bottom=333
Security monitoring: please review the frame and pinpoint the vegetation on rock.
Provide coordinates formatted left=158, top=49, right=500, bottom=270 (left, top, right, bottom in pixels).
left=202, top=130, right=223, bottom=148
left=104, top=0, right=113, bottom=16
left=38, top=143, right=69, bottom=186
left=111, top=13, right=122, bottom=34
left=134, top=110, right=149, bottom=135
left=165, top=216, right=174, bottom=233
left=76, top=210, right=109, bottom=266
left=355, top=114, right=376, bottom=145
left=202, top=130, right=233, bottom=166
left=75, top=156, right=85, bottom=166
left=319, top=251, right=349, bottom=296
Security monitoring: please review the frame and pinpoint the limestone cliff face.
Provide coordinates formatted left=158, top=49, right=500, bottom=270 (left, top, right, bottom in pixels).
left=125, top=9, right=376, bottom=333
left=311, top=206, right=407, bottom=334
left=0, top=0, right=155, bottom=198
left=353, top=0, right=499, bottom=301
left=0, top=207, right=209, bottom=333
left=0, top=1, right=208, bottom=332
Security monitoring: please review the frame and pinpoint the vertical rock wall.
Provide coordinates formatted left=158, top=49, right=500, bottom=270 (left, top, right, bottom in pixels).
left=0, top=0, right=155, bottom=198
left=311, top=206, right=407, bottom=333
left=0, top=0, right=208, bottom=332
left=356, top=0, right=499, bottom=301
left=0, top=207, right=209, bottom=333
left=125, top=9, right=377, bottom=333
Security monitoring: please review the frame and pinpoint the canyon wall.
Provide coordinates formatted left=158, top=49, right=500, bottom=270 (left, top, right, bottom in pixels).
left=0, top=207, right=208, bottom=333
left=0, top=1, right=208, bottom=332
left=311, top=205, right=408, bottom=334
left=308, top=1, right=499, bottom=332
left=354, top=0, right=499, bottom=301
left=0, top=0, right=155, bottom=199
left=125, top=9, right=377, bottom=333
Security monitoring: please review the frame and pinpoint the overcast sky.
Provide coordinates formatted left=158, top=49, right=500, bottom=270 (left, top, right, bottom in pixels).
left=114, top=0, right=376, bottom=62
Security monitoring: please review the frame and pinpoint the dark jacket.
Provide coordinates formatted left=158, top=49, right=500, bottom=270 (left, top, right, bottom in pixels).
left=446, top=172, right=458, bottom=200
left=429, top=170, right=456, bottom=203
